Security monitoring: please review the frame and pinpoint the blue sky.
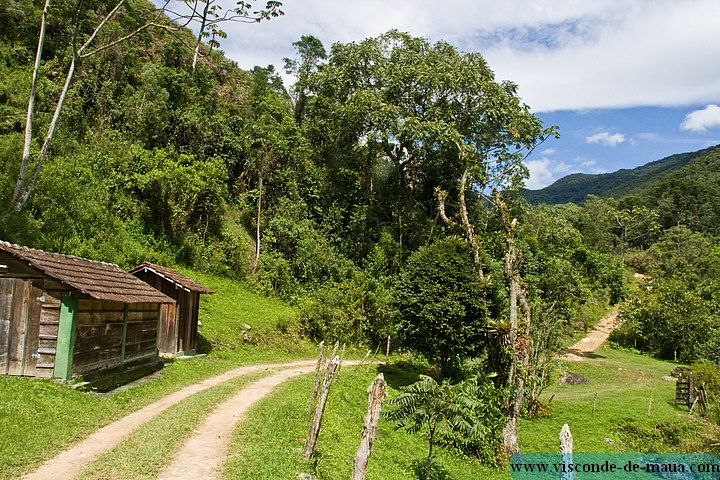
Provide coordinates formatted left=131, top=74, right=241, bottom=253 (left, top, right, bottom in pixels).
left=181, top=0, right=720, bottom=189
left=527, top=106, right=720, bottom=189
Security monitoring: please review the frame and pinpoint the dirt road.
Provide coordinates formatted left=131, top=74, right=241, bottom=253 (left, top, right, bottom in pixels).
left=22, top=360, right=317, bottom=480
left=157, top=364, right=316, bottom=480
left=561, top=309, right=619, bottom=362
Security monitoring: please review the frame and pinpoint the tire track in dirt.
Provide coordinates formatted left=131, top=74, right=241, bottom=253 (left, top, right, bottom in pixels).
left=22, top=360, right=317, bottom=480
left=157, top=364, right=317, bottom=480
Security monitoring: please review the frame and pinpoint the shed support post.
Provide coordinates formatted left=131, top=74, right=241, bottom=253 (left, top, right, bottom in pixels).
left=120, top=304, right=129, bottom=364
left=54, top=296, right=77, bottom=380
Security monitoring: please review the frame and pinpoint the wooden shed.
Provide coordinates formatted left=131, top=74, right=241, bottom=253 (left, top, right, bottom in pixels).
left=129, top=263, right=213, bottom=356
left=0, top=241, right=174, bottom=381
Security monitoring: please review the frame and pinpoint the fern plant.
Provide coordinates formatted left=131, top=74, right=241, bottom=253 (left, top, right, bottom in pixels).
left=385, top=375, right=496, bottom=479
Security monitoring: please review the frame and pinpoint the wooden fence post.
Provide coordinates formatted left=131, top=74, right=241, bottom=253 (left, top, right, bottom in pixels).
left=308, top=341, right=325, bottom=415
left=303, top=355, right=340, bottom=460
left=386, top=336, right=391, bottom=358
left=352, top=350, right=372, bottom=375
left=350, top=373, right=387, bottom=480
left=560, top=423, right=573, bottom=480
left=334, top=343, right=346, bottom=384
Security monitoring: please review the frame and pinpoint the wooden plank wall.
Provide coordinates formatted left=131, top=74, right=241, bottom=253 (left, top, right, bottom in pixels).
left=36, top=279, right=64, bottom=378
left=134, top=271, right=179, bottom=354
left=0, top=278, right=60, bottom=377
left=73, top=299, right=124, bottom=375
left=124, top=302, right=160, bottom=363
left=72, top=300, right=159, bottom=376
left=0, top=278, right=15, bottom=375
left=158, top=303, right=178, bottom=354
left=181, top=291, right=199, bottom=354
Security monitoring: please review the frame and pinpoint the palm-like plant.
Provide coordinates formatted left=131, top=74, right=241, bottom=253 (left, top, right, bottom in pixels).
left=385, top=375, right=487, bottom=480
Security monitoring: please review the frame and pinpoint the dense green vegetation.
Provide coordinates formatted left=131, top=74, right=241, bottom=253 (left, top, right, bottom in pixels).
left=2, top=0, right=720, bottom=476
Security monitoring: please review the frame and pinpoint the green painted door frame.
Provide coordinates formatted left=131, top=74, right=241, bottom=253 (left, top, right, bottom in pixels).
left=54, top=296, right=77, bottom=380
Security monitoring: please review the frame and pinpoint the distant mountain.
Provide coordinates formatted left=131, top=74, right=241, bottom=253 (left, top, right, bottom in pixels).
left=521, top=145, right=720, bottom=205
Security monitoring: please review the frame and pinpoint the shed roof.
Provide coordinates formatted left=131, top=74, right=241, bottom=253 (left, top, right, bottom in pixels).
left=0, top=241, right=175, bottom=304
left=129, top=262, right=214, bottom=294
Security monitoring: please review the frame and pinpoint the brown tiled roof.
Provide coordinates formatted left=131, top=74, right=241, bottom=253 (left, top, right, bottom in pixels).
left=0, top=241, right=175, bottom=304
left=129, top=262, right=214, bottom=294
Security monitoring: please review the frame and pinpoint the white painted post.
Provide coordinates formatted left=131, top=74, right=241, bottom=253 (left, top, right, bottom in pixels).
left=560, top=423, right=573, bottom=480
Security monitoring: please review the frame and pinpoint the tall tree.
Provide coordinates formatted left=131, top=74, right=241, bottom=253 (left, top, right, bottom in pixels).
left=307, top=30, right=555, bottom=261
left=244, top=66, right=306, bottom=270
left=283, top=34, right=326, bottom=124
left=307, top=30, right=555, bottom=453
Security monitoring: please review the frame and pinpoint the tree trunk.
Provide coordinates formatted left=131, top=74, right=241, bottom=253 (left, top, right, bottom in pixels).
left=192, top=0, right=211, bottom=74
left=434, top=160, right=484, bottom=280
left=458, top=165, right=484, bottom=280
left=350, top=373, right=387, bottom=480
left=496, top=191, right=524, bottom=454
left=425, top=426, right=435, bottom=480
left=253, top=173, right=263, bottom=271
left=13, top=0, right=51, bottom=209
left=12, top=0, right=130, bottom=211
left=13, top=55, right=77, bottom=211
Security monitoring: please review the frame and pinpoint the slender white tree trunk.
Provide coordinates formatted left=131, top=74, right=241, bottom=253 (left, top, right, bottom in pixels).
left=13, top=0, right=51, bottom=208
left=191, top=0, right=211, bottom=74
left=14, top=56, right=77, bottom=211
left=254, top=173, right=263, bottom=269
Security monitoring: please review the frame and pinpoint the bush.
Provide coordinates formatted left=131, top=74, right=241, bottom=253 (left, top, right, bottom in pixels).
left=394, top=237, right=490, bottom=374
left=298, top=269, right=395, bottom=345
left=614, top=419, right=693, bottom=451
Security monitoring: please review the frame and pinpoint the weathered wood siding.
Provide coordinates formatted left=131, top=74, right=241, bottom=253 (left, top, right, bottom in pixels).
left=72, top=300, right=159, bottom=376
left=132, top=270, right=199, bottom=354
left=158, top=301, right=178, bottom=354
left=0, top=278, right=62, bottom=378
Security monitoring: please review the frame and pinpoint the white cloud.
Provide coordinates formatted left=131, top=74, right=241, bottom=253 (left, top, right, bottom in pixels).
left=586, top=132, right=626, bottom=146
left=681, top=104, right=720, bottom=132
left=187, top=0, right=720, bottom=112
left=525, top=157, right=571, bottom=190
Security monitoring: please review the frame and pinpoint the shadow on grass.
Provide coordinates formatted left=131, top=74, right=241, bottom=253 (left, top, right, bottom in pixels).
left=378, top=360, right=438, bottom=390
left=411, top=459, right=455, bottom=480
left=196, top=333, right=213, bottom=355
left=563, top=349, right=607, bottom=359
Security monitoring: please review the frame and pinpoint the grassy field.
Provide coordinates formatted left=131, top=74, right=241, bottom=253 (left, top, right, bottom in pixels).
left=520, top=345, right=717, bottom=453
left=221, top=346, right=720, bottom=480
left=222, top=364, right=505, bottom=480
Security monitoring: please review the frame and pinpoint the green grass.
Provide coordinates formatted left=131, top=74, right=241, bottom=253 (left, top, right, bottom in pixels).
left=519, top=345, right=716, bottom=454
left=0, top=270, right=315, bottom=479
left=183, top=269, right=304, bottom=351
left=222, top=347, right=719, bottom=480
left=222, top=364, right=506, bottom=480
left=75, top=371, right=267, bottom=480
